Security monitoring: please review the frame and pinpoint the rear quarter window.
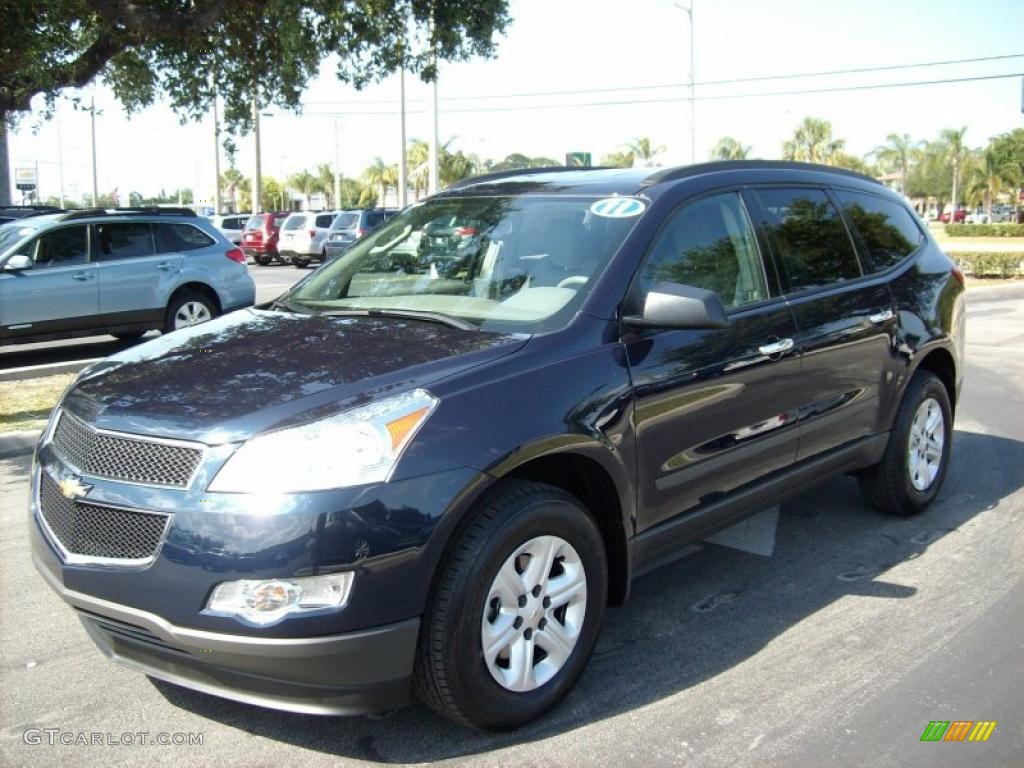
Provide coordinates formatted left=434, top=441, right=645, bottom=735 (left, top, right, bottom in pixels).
left=283, top=215, right=307, bottom=230
left=315, top=214, right=334, bottom=228
left=834, top=190, right=923, bottom=272
left=154, top=223, right=216, bottom=253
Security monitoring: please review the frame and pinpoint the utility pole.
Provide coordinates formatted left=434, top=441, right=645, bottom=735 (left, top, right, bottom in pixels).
left=89, top=94, right=99, bottom=206
left=251, top=95, right=262, bottom=214
left=333, top=117, right=341, bottom=210
left=398, top=66, right=408, bottom=208
left=673, top=2, right=696, bottom=163
left=55, top=104, right=66, bottom=208
left=429, top=74, right=440, bottom=195
left=213, top=92, right=222, bottom=215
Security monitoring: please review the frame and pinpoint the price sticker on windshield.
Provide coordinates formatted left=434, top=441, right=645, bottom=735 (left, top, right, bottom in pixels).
left=590, top=198, right=646, bottom=218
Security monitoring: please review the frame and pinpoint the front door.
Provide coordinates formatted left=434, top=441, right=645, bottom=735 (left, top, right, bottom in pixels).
left=0, top=224, right=98, bottom=340
left=625, top=191, right=803, bottom=533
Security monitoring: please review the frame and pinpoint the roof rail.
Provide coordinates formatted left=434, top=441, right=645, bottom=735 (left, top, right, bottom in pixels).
left=0, top=205, right=63, bottom=214
left=644, top=160, right=882, bottom=186
left=445, top=166, right=610, bottom=191
left=61, top=206, right=197, bottom=221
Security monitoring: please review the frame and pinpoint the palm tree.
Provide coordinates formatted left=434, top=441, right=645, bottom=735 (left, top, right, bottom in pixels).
left=287, top=170, right=318, bottom=209
left=407, top=139, right=430, bottom=200
left=710, top=137, right=751, bottom=161
left=871, top=133, right=919, bottom=195
left=782, top=117, right=845, bottom=164
left=361, top=158, right=394, bottom=206
left=600, top=150, right=635, bottom=168
left=940, top=126, right=968, bottom=219
left=626, top=137, right=665, bottom=166
left=314, top=164, right=336, bottom=209
left=440, top=150, right=478, bottom=187
left=967, top=148, right=1019, bottom=221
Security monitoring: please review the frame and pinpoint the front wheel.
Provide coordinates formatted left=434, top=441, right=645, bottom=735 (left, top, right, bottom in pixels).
left=413, top=480, right=607, bottom=730
left=858, top=371, right=953, bottom=516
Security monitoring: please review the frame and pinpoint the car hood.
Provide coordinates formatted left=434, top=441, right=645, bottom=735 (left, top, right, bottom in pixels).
left=63, top=308, right=527, bottom=443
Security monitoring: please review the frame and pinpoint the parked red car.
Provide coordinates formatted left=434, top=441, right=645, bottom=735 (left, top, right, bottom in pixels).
left=938, top=208, right=967, bottom=224
left=241, top=212, right=291, bottom=265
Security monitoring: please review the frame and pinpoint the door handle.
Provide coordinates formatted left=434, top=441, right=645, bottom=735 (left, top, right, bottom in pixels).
left=72, top=271, right=94, bottom=281
left=156, top=262, right=175, bottom=272
left=758, top=338, right=794, bottom=356
left=869, top=309, right=894, bottom=324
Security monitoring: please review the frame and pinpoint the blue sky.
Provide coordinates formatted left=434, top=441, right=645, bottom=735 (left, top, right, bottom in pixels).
left=8, top=0, right=1024, bottom=201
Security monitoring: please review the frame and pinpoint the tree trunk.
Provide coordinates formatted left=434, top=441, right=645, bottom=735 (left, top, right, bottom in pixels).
left=0, top=118, right=10, bottom=206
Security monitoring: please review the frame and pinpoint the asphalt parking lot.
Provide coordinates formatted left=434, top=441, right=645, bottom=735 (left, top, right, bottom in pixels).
left=1, top=283, right=1022, bottom=767
left=0, top=263, right=302, bottom=370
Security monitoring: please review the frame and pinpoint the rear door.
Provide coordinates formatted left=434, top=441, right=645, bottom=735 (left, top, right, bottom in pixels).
left=95, top=221, right=181, bottom=325
left=627, top=191, right=803, bottom=533
left=0, top=224, right=97, bottom=339
left=750, top=186, right=896, bottom=460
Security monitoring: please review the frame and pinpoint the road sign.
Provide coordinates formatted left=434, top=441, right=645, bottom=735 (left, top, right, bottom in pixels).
left=565, top=152, right=592, bottom=168
left=14, top=167, right=36, bottom=191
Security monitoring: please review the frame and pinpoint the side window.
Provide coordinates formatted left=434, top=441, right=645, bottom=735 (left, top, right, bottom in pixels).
left=95, top=222, right=154, bottom=261
left=834, top=190, right=923, bottom=272
left=29, top=226, right=89, bottom=269
left=639, top=192, right=768, bottom=309
left=365, top=213, right=385, bottom=229
left=755, top=187, right=861, bottom=292
left=154, top=223, right=215, bottom=253
left=315, top=214, right=334, bottom=228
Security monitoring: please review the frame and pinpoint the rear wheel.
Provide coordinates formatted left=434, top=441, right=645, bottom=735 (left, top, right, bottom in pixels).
left=413, top=480, right=607, bottom=730
left=164, top=290, right=217, bottom=333
left=255, top=254, right=271, bottom=266
left=292, top=256, right=309, bottom=269
left=858, top=371, right=952, bottom=516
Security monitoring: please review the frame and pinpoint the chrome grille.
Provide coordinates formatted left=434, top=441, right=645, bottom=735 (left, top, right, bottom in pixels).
left=52, top=410, right=203, bottom=488
left=39, top=472, right=170, bottom=563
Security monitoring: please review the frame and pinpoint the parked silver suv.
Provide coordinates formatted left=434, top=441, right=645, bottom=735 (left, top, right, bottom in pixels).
left=0, top=208, right=255, bottom=345
left=278, top=210, right=338, bottom=268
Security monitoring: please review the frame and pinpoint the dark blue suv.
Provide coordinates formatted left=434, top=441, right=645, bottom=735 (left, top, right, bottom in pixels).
left=30, top=163, right=965, bottom=729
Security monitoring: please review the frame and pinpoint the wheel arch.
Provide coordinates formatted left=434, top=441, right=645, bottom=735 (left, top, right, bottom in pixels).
left=168, top=281, right=223, bottom=314
left=910, top=345, right=957, bottom=414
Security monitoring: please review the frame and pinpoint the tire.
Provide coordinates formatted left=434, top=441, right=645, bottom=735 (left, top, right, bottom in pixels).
left=164, top=290, right=218, bottom=333
left=292, top=257, right=309, bottom=269
left=255, top=254, right=271, bottom=266
left=858, top=371, right=952, bottom=516
left=413, top=480, right=607, bottom=730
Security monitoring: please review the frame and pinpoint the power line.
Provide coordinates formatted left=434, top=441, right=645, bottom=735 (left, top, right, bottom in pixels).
left=302, top=52, right=1024, bottom=106
left=299, top=71, right=1023, bottom=116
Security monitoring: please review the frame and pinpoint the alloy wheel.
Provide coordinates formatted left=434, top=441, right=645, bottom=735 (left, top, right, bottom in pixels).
left=907, top=396, right=944, bottom=491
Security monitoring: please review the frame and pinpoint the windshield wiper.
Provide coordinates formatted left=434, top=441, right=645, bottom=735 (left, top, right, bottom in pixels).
left=271, top=298, right=316, bottom=315
left=319, top=308, right=477, bottom=331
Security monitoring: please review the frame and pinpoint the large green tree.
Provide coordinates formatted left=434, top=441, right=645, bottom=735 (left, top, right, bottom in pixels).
left=0, top=0, right=510, bottom=204
left=871, top=133, right=920, bottom=194
left=966, top=148, right=1019, bottom=220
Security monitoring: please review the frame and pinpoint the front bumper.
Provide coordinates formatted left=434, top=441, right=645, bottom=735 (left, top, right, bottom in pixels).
left=34, top=556, right=418, bottom=715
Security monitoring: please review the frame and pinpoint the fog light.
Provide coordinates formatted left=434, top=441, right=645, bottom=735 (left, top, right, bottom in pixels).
left=206, top=572, right=353, bottom=626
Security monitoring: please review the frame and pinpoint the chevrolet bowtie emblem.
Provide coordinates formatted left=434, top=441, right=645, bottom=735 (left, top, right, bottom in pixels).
left=58, top=476, right=92, bottom=500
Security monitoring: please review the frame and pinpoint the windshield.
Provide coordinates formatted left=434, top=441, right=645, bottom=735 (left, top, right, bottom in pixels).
left=0, top=221, right=42, bottom=258
left=285, top=195, right=643, bottom=333
left=332, top=212, right=360, bottom=230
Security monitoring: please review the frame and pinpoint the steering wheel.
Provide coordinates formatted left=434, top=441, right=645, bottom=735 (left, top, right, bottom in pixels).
left=556, top=275, right=589, bottom=289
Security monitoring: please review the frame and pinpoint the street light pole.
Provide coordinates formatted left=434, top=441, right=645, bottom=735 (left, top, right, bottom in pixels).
left=398, top=66, right=408, bottom=208
left=55, top=103, right=66, bottom=208
left=334, top=117, right=342, bottom=210
left=674, top=1, right=696, bottom=164
left=89, top=93, right=99, bottom=206
left=429, top=75, right=440, bottom=194
left=213, top=92, right=222, bottom=215
left=251, top=95, right=262, bottom=214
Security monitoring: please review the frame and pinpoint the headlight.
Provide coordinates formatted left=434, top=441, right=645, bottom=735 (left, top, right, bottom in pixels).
left=205, top=572, right=353, bottom=626
left=208, top=388, right=438, bottom=493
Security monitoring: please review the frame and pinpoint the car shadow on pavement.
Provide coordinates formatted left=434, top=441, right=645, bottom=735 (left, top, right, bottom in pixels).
left=146, top=428, right=1024, bottom=762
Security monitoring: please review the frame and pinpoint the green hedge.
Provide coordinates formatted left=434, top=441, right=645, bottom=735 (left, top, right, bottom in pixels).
left=945, top=223, right=1024, bottom=237
left=953, top=252, right=1024, bottom=278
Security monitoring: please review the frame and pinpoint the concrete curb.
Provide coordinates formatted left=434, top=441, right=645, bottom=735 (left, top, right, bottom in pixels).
left=0, top=430, right=41, bottom=460
left=0, top=359, right=98, bottom=383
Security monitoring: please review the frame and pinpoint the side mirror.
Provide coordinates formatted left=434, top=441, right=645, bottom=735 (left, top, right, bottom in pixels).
left=623, top=281, right=730, bottom=330
left=3, top=254, right=33, bottom=272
